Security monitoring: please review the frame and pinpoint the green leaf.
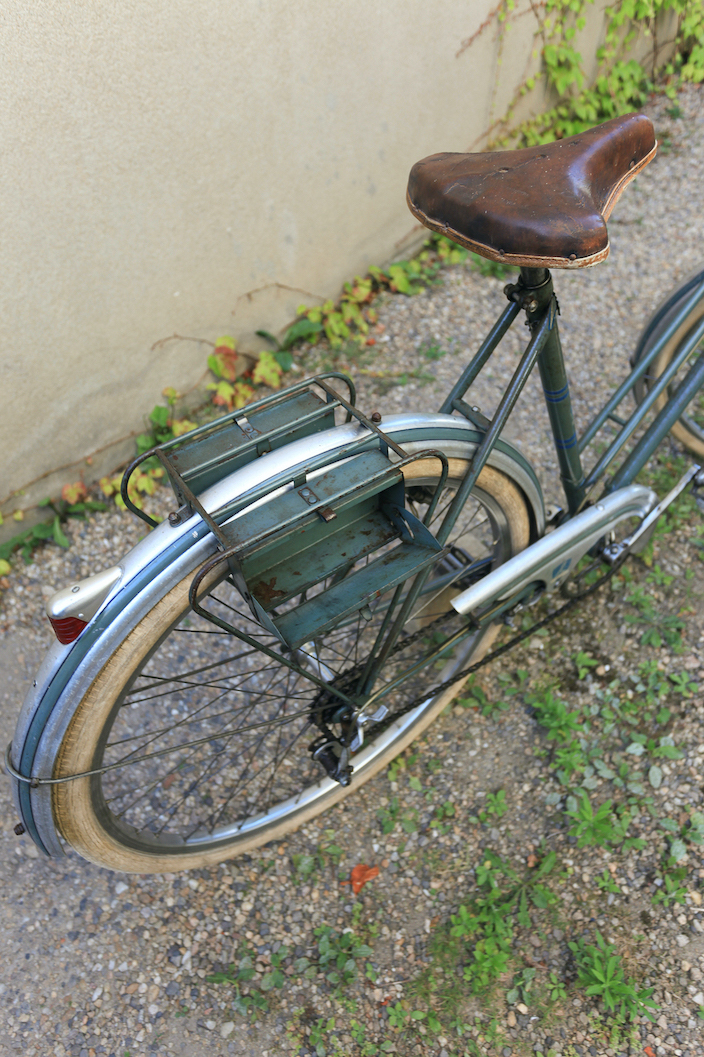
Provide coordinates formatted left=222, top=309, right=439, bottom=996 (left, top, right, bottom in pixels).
left=274, top=350, right=294, bottom=372
left=255, top=328, right=281, bottom=350
left=251, top=350, right=283, bottom=389
left=52, top=517, right=70, bottom=549
left=670, top=838, right=688, bottom=862
left=655, top=744, right=683, bottom=760
left=149, top=405, right=170, bottom=430
left=648, top=765, right=663, bottom=789
left=281, top=317, right=323, bottom=349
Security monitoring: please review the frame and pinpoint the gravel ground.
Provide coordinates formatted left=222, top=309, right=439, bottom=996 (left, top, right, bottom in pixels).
left=1, top=86, right=704, bottom=1057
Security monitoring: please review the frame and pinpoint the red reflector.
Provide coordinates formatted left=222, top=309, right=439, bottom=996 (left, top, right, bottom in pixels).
left=49, top=616, right=88, bottom=644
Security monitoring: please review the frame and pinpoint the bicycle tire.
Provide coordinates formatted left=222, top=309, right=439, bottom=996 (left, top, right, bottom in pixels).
left=631, top=265, right=704, bottom=458
left=15, top=418, right=542, bottom=872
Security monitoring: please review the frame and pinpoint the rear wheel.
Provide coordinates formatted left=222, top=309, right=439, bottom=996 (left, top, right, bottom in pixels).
left=53, top=449, right=532, bottom=872
left=632, top=266, right=704, bottom=457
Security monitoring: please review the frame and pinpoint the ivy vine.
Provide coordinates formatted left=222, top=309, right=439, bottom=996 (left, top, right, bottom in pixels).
left=476, top=0, right=704, bottom=145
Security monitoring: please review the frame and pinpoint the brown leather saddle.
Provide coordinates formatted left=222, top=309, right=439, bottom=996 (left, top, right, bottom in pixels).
left=407, top=114, right=657, bottom=270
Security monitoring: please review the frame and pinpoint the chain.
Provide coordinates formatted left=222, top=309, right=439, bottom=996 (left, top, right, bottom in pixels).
left=9, top=552, right=626, bottom=788
left=371, top=550, right=628, bottom=731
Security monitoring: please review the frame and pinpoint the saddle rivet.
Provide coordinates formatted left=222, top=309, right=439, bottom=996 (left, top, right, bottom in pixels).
left=569, top=253, right=577, bottom=261
left=168, top=511, right=181, bottom=526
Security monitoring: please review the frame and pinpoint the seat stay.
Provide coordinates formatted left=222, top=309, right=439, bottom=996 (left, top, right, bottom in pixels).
left=439, top=267, right=588, bottom=522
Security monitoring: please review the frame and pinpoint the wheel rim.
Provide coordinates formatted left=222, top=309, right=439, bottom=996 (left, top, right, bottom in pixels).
left=58, top=464, right=528, bottom=860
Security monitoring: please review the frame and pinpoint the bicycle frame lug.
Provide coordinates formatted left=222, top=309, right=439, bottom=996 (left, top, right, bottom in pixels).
left=602, top=542, right=626, bottom=565
left=544, top=504, right=564, bottom=527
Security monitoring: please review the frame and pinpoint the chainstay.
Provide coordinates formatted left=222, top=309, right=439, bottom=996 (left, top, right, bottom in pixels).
left=372, top=551, right=629, bottom=732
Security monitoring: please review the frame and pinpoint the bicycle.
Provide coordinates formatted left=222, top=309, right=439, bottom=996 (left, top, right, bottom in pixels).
left=7, top=111, right=704, bottom=874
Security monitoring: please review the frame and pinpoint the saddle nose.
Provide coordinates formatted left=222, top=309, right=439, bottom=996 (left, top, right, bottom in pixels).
left=407, top=113, right=657, bottom=270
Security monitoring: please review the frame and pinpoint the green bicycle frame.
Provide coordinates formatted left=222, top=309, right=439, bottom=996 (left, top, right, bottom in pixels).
left=438, top=265, right=704, bottom=522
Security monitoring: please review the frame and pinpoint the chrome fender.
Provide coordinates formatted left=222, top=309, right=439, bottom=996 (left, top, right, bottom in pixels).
left=451, top=483, right=656, bottom=615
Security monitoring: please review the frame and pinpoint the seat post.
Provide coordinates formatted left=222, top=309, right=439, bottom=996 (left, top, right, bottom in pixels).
left=520, top=267, right=586, bottom=515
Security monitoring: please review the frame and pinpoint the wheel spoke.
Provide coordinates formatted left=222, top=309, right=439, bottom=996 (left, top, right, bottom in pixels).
left=77, top=455, right=525, bottom=863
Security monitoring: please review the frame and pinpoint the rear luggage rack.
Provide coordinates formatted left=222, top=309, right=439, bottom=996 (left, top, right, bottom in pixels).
left=120, top=373, right=450, bottom=651
left=121, top=373, right=358, bottom=527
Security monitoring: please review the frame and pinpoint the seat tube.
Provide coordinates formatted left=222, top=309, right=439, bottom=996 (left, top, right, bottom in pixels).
left=521, top=268, right=586, bottom=514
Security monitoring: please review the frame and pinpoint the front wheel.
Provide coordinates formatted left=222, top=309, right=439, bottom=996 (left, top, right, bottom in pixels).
left=632, top=266, right=704, bottom=458
left=52, top=447, right=533, bottom=872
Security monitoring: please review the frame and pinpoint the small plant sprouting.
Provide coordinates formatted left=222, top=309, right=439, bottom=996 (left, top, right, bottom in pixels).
left=0, top=484, right=107, bottom=566
left=624, top=585, right=686, bottom=651
left=595, top=868, right=621, bottom=895
left=565, top=792, right=645, bottom=851
left=652, top=857, right=689, bottom=906
left=314, top=925, right=374, bottom=991
left=479, top=788, right=508, bottom=822
left=574, top=651, right=599, bottom=680
left=568, top=932, right=656, bottom=1024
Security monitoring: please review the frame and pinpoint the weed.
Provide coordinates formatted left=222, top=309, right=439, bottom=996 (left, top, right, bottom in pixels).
left=292, top=853, right=318, bottom=881
left=479, top=788, right=508, bottom=821
left=376, top=796, right=400, bottom=834
left=506, top=966, right=537, bottom=1005
left=313, top=926, right=374, bottom=990
left=548, top=970, right=567, bottom=1002
left=261, top=944, right=289, bottom=992
left=568, top=932, right=656, bottom=1024
left=420, top=343, right=446, bottom=361
left=431, top=799, right=456, bottom=835
left=0, top=487, right=107, bottom=565
left=646, top=564, right=674, bottom=587
left=387, top=1002, right=408, bottom=1030
left=669, top=671, right=698, bottom=698
left=624, top=586, right=686, bottom=650
left=292, top=831, right=344, bottom=881
left=574, top=651, right=599, bottom=679
left=448, top=851, right=558, bottom=993
left=595, top=868, right=621, bottom=895
left=309, top=1016, right=337, bottom=1057
left=565, top=792, right=645, bottom=851
left=468, top=251, right=517, bottom=280
left=205, top=942, right=280, bottom=1018
left=652, top=857, right=688, bottom=906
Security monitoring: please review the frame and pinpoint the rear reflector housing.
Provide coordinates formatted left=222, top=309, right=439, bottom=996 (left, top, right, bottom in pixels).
left=48, top=616, right=88, bottom=644
left=45, top=565, right=122, bottom=644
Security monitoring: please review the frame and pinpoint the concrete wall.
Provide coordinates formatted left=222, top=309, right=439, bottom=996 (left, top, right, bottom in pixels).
left=0, top=0, right=668, bottom=525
